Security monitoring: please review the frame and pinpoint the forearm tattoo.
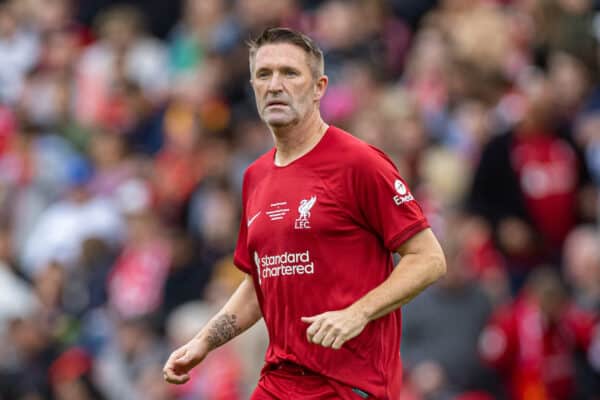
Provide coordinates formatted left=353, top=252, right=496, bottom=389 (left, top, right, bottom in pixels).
left=206, top=314, right=242, bottom=350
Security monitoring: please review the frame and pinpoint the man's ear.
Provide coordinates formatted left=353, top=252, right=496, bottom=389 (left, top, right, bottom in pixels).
left=314, top=75, right=328, bottom=101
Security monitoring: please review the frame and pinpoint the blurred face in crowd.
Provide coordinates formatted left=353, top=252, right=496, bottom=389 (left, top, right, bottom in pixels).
left=527, top=269, right=567, bottom=320
left=563, top=227, right=600, bottom=292
left=97, top=6, right=144, bottom=51
left=0, top=4, right=16, bottom=38
left=521, top=75, right=557, bottom=129
left=89, top=132, right=126, bottom=168
left=185, top=0, right=224, bottom=25
left=32, top=0, right=71, bottom=32
left=237, top=0, right=295, bottom=30
left=250, top=43, right=327, bottom=129
left=9, top=317, right=48, bottom=356
left=548, top=52, right=588, bottom=111
left=45, top=29, right=80, bottom=71
left=0, top=226, right=13, bottom=262
left=315, top=1, right=359, bottom=50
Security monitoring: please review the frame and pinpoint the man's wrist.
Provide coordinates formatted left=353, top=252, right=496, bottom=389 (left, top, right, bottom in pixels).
left=348, top=302, right=373, bottom=323
left=192, top=334, right=213, bottom=352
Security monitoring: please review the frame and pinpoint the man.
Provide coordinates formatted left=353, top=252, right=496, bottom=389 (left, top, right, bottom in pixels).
left=467, top=73, right=592, bottom=291
left=478, top=268, right=597, bottom=400
left=401, top=240, right=496, bottom=397
left=163, top=28, right=446, bottom=399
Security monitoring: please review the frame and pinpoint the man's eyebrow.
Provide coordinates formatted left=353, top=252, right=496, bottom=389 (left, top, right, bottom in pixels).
left=254, top=66, right=271, bottom=74
left=256, top=65, right=300, bottom=72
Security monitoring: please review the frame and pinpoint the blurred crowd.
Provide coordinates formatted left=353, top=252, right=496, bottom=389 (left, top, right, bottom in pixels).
left=0, top=0, right=599, bottom=399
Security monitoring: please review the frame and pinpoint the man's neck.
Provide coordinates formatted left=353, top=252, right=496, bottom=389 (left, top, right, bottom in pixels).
left=271, top=111, right=328, bottom=167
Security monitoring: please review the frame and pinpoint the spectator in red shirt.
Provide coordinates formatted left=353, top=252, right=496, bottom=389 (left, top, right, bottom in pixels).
left=479, top=267, right=596, bottom=400
left=467, top=73, right=593, bottom=290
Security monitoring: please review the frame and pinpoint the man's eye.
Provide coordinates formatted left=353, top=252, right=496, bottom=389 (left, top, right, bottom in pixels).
left=257, top=71, right=270, bottom=78
left=286, top=70, right=298, bottom=77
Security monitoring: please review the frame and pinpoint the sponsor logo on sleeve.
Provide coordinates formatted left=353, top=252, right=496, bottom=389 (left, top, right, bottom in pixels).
left=393, top=179, right=414, bottom=205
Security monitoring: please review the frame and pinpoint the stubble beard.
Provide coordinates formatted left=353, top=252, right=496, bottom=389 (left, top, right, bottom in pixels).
left=261, top=105, right=300, bottom=128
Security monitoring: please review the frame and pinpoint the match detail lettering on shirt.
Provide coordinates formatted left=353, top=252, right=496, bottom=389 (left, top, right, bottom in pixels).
left=266, top=201, right=290, bottom=221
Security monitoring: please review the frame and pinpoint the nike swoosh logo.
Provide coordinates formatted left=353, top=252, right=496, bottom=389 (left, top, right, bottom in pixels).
left=247, top=211, right=261, bottom=227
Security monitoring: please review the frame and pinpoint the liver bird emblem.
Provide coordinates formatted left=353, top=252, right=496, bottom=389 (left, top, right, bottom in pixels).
left=298, top=195, right=317, bottom=221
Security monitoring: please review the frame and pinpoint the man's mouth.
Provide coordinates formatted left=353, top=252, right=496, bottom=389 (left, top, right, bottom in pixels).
left=266, top=101, right=288, bottom=108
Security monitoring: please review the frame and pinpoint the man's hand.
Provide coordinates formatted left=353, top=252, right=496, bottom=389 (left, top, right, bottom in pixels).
left=162, top=275, right=261, bottom=385
left=301, top=307, right=369, bottom=350
left=163, top=338, right=209, bottom=384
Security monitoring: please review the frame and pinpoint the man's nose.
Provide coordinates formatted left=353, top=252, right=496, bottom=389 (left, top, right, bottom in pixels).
left=267, top=72, right=283, bottom=92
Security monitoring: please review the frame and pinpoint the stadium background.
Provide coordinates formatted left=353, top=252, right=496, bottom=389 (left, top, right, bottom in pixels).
left=0, top=0, right=599, bottom=399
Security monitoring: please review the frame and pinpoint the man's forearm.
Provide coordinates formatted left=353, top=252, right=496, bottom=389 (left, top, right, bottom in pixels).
left=349, top=230, right=446, bottom=321
left=194, top=274, right=262, bottom=350
left=350, top=253, right=445, bottom=321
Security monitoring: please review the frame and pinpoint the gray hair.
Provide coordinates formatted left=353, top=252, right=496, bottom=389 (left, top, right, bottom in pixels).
left=247, top=27, right=325, bottom=79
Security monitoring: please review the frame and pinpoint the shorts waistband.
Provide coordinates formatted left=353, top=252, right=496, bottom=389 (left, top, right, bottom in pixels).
left=269, top=360, right=317, bottom=376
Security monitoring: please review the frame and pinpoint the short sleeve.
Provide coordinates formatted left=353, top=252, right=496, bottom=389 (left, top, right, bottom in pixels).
left=350, top=147, right=429, bottom=251
left=233, top=172, right=253, bottom=274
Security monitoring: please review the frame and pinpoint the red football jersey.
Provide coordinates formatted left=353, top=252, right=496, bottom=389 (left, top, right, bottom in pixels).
left=234, top=126, right=429, bottom=399
left=510, top=133, right=578, bottom=246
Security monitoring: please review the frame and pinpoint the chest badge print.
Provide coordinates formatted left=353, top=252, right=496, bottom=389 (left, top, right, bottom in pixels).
left=295, top=195, right=317, bottom=230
